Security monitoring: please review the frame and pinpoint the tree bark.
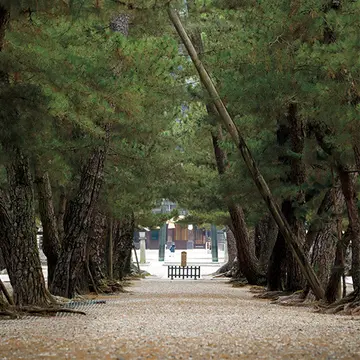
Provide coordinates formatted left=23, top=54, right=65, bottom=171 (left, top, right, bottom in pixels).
left=284, top=103, right=307, bottom=291
left=56, top=186, right=67, bottom=243
left=0, top=7, right=51, bottom=306
left=168, top=7, right=325, bottom=299
left=255, top=214, right=278, bottom=273
left=304, top=185, right=345, bottom=298
left=228, top=204, right=265, bottom=284
left=325, top=226, right=351, bottom=302
left=34, top=169, right=61, bottom=287
left=107, top=216, right=114, bottom=279
left=50, top=146, right=107, bottom=298
left=339, top=167, right=360, bottom=293
left=268, top=103, right=306, bottom=291
left=113, top=213, right=135, bottom=280
left=0, top=5, right=9, bottom=51
left=226, top=226, right=237, bottom=264
left=311, top=123, right=360, bottom=296
left=215, top=226, right=237, bottom=275
left=0, top=5, right=9, bottom=86
left=0, top=148, right=50, bottom=306
left=267, top=201, right=288, bottom=291
left=0, top=249, right=5, bottom=271
left=87, top=209, right=107, bottom=289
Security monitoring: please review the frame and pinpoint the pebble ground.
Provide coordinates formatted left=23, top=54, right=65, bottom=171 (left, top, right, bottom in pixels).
left=1, top=278, right=360, bottom=359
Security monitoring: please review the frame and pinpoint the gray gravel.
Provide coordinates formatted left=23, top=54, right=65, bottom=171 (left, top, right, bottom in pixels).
left=1, top=278, right=360, bottom=359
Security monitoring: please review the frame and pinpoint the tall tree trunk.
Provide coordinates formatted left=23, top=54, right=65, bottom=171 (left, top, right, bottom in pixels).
left=255, top=214, right=278, bottom=273
left=0, top=248, right=5, bottom=271
left=311, top=120, right=360, bottom=298
left=0, top=148, right=50, bottom=306
left=285, top=103, right=307, bottom=291
left=339, top=167, right=360, bottom=293
left=113, top=213, right=135, bottom=280
left=326, top=226, right=351, bottom=302
left=0, top=7, right=51, bottom=306
left=50, top=146, right=107, bottom=298
left=34, top=169, right=61, bottom=287
left=107, top=216, right=114, bottom=279
left=87, top=209, right=107, bottom=289
left=304, top=185, right=345, bottom=299
left=268, top=104, right=306, bottom=291
left=228, top=204, right=265, bottom=284
left=56, top=186, right=67, bottom=243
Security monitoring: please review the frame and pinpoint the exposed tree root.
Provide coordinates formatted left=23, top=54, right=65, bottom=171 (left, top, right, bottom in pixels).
left=270, top=291, right=318, bottom=307
left=97, top=279, right=126, bottom=294
left=315, top=291, right=360, bottom=315
left=229, top=277, right=248, bottom=287
left=213, top=261, right=234, bottom=276
left=213, top=273, right=228, bottom=278
left=248, top=285, right=266, bottom=294
left=20, top=306, right=86, bottom=316
left=252, top=290, right=292, bottom=301
left=0, top=309, right=18, bottom=319
left=0, top=304, right=87, bottom=319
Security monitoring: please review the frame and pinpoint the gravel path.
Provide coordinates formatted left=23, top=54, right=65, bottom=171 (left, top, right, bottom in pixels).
left=1, top=278, right=360, bottom=359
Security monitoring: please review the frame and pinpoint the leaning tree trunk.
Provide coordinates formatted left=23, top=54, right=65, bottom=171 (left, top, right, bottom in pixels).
left=304, top=184, right=345, bottom=300
left=34, top=169, right=61, bottom=287
left=189, top=10, right=264, bottom=285
left=113, top=213, right=135, bottom=281
left=50, top=146, right=107, bottom=298
left=0, top=148, right=50, bottom=306
left=168, top=7, right=325, bottom=300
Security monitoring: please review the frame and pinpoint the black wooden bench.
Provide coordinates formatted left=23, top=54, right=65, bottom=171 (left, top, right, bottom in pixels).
left=167, top=265, right=201, bottom=280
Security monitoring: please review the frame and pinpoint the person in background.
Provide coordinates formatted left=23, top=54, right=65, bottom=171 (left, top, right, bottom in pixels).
left=169, top=242, right=176, bottom=257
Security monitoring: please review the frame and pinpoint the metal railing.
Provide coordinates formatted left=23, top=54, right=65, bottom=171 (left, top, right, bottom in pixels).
left=167, top=265, right=200, bottom=280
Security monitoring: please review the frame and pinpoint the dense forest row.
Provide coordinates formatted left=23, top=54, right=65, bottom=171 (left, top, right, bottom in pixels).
left=0, top=0, right=360, bottom=316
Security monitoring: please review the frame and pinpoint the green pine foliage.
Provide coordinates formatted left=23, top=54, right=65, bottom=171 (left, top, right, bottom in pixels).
left=1, top=0, right=360, bottom=230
